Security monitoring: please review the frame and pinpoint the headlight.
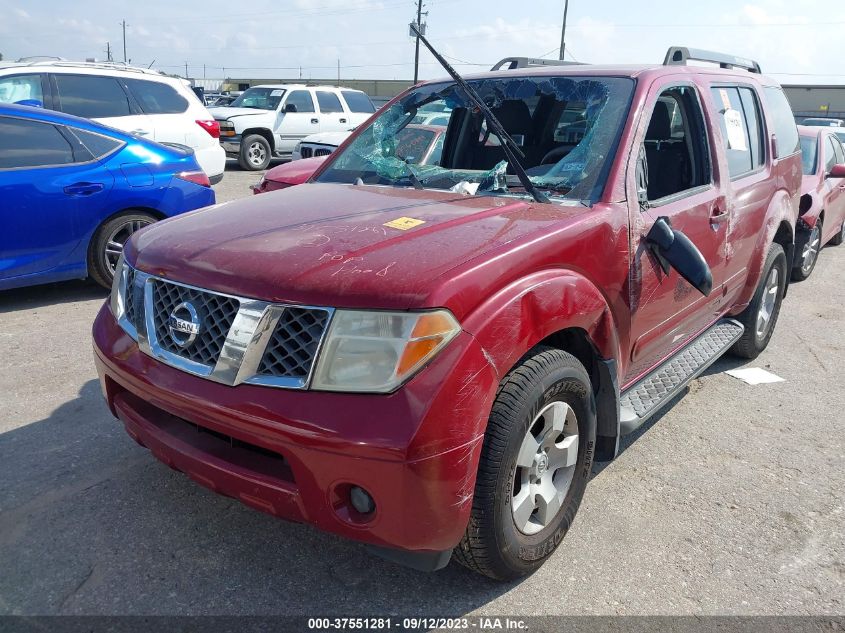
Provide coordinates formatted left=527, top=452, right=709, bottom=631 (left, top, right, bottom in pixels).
left=294, top=142, right=302, bottom=152
left=110, top=253, right=126, bottom=319
left=311, top=309, right=460, bottom=392
left=219, top=120, right=236, bottom=137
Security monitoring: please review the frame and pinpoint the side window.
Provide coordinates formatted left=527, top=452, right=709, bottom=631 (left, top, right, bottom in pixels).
left=54, top=74, right=131, bottom=118
left=285, top=90, right=315, bottom=113
left=738, top=87, right=765, bottom=168
left=832, top=136, right=845, bottom=166
left=68, top=128, right=124, bottom=160
left=124, top=79, right=188, bottom=114
left=642, top=86, right=711, bottom=202
left=341, top=90, right=375, bottom=113
left=0, top=74, right=44, bottom=105
left=710, top=86, right=753, bottom=177
left=763, top=87, right=800, bottom=158
left=0, top=117, right=75, bottom=169
left=825, top=136, right=838, bottom=173
left=316, top=91, right=343, bottom=113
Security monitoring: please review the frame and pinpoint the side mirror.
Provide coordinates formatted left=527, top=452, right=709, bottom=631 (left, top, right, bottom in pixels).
left=285, top=103, right=298, bottom=113
left=826, top=163, right=845, bottom=179
left=645, top=217, right=713, bottom=296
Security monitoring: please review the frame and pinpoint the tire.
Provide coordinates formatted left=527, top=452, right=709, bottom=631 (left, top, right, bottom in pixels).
left=730, top=243, right=787, bottom=359
left=88, top=211, right=157, bottom=288
left=791, top=221, right=821, bottom=282
left=454, top=347, right=597, bottom=581
left=830, top=220, right=845, bottom=246
left=238, top=134, right=271, bottom=171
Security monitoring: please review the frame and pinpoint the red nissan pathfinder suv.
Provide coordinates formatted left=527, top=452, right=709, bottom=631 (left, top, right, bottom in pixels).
left=93, top=47, right=802, bottom=580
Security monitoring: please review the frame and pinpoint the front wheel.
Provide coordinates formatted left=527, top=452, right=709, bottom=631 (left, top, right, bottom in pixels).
left=238, top=134, right=271, bottom=171
left=454, top=347, right=596, bottom=581
left=730, top=243, right=787, bottom=359
left=792, top=221, right=821, bottom=281
left=88, top=212, right=157, bottom=288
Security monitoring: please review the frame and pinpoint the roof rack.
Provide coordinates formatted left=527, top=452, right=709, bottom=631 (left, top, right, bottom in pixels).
left=663, top=46, right=761, bottom=73
left=490, top=57, right=584, bottom=71
left=14, top=59, right=164, bottom=76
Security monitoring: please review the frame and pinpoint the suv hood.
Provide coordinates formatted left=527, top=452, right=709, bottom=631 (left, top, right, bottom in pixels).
left=128, top=183, right=578, bottom=312
left=209, top=106, right=271, bottom=120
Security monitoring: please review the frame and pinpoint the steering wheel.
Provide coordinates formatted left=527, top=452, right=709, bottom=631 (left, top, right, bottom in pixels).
left=540, top=145, right=571, bottom=165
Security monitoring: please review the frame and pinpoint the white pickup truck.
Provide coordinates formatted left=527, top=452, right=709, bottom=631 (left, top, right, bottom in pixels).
left=209, top=84, right=375, bottom=170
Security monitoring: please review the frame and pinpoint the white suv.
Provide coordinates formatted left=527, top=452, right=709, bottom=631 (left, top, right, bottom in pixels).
left=209, top=84, right=375, bottom=170
left=0, top=61, right=226, bottom=183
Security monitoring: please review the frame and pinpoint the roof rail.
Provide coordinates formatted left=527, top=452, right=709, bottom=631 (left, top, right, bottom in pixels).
left=490, top=57, right=584, bottom=71
left=663, top=46, right=761, bottom=73
left=15, top=59, right=164, bottom=76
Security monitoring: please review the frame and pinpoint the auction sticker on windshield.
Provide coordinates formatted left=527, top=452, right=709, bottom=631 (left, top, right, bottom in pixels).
left=384, top=217, right=426, bottom=230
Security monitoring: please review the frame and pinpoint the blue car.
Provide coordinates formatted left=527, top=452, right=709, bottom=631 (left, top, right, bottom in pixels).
left=0, top=104, right=216, bottom=290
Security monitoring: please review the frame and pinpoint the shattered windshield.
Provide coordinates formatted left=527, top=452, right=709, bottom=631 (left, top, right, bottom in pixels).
left=316, top=75, right=634, bottom=202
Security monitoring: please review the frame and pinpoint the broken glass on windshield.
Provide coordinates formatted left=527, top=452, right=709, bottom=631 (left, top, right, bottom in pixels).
left=317, top=74, right=634, bottom=203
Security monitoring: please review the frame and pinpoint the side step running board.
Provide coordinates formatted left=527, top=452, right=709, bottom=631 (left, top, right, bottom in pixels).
left=619, top=319, right=744, bottom=434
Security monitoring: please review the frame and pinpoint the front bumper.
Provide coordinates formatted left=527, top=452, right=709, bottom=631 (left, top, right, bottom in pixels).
left=92, top=304, right=497, bottom=561
left=220, top=135, right=242, bottom=156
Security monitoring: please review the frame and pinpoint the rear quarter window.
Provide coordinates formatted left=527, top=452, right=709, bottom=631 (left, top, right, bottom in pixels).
left=124, top=79, right=189, bottom=114
left=763, top=87, right=800, bottom=158
left=341, top=90, right=375, bottom=113
left=68, top=128, right=124, bottom=159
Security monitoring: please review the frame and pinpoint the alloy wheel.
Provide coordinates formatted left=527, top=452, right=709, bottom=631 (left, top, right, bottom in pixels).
left=248, top=142, right=267, bottom=167
left=511, top=401, right=579, bottom=535
left=755, top=267, right=779, bottom=339
left=801, top=225, right=821, bottom=275
left=103, top=219, right=152, bottom=276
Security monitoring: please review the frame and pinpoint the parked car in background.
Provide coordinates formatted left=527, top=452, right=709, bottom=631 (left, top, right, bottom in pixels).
left=0, top=60, right=226, bottom=184
left=211, top=92, right=241, bottom=107
left=209, top=84, right=375, bottom=170
left=0, top=104, right=215, bottom=291
left=802, top=117, right=845, bottom=127
left=94, top=46, right=801, bottom=581
left=792, top=125, right=845, bottom=279
left=292, top=123, right=446, bottom=163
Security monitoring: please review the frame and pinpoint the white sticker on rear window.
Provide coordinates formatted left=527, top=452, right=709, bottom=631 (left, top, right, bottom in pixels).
left=724, top=108, right=748, bottom=151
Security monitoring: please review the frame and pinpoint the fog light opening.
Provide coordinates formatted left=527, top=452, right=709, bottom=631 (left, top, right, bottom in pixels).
left=349, top=486, right=376, bottom=515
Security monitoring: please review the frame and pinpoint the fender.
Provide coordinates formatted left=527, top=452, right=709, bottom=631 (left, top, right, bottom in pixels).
left=730, top=187, right=796, bottom=312
left=461, top=268, right=621, bottom=375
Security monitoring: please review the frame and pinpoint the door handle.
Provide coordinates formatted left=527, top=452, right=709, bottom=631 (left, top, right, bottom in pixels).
left=131, top=129, right=149, bottom=136
left=64, top=182, right=105, bottom=196
left=710, top=207, right=729, bottom=222
left=339, top=118, right=347, bottom=123
left=311, top=118, right=319, bottom=124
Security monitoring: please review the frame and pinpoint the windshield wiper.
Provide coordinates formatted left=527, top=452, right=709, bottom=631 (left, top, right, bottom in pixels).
left=410, top=24, right=549, bottom=204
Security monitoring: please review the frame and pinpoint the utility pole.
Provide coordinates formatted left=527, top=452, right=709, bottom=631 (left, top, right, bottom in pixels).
left=105, top=42, right=112, bottom=62
left=558, top=0, right=569, bottom=60
left=412, top=0, right=426, bottom=83
left=184, top=61, right=189, bottom=78
left=203, top=63, right=206, bottom=79
left=121, top=20, right=128, bottom=62
left=337, top=59, right=340, bottom=85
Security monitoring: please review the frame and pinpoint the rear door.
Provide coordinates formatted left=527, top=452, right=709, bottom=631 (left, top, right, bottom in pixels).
left=51, top=73, right=154, bottom=139
left=315, top=90, right=349, bottom=132
left=340, top=89, right=376, bottom=126
left=624, top=79, right=728, bottom=385
left=0, top=115, right=113, bottom=280
left=276, top=89, right=320, bottom=154
left=122, top=78, right=191, bottom=145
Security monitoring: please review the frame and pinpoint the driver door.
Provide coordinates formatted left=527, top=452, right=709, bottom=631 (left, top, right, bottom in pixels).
left=624, top=80, right=728, bottom=385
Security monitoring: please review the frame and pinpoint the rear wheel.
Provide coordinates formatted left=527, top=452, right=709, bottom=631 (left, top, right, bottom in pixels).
left=792, top=221, right=821, bottom=281
left=830, top=220, right=845, bottom=246
left=238, top=134, right=271, bottom=171
left=454, top=347, right=596, bottom=581
left=88, top=212, right=156, bottom=288
left=730, top=243, right=786, bottom=359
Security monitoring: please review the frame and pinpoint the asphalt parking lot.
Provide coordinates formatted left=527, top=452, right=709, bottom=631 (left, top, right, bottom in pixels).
left=1, top=165, right=843, bottom=616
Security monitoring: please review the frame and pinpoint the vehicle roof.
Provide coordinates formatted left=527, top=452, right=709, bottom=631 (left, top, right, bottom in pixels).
left=419, top=62, right=783, bottom=88
left=0, top=59, right=167, bottom=77
left=250, top=83, right=365, bottom=92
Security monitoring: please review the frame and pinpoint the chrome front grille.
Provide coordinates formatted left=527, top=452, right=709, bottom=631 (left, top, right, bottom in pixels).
left=115, top=265, right=333, bottom=389
left=257, top=307, right=330, bottom=379
left=151, top=280, right=240, bottom=367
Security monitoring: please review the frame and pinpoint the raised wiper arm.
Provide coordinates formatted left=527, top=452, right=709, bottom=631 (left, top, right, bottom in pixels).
left=410, top=24, right=549, bottom=204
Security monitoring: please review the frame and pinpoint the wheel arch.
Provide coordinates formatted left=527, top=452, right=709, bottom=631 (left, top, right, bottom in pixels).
left=85, top=207, right=163, bottom=278
left=241, top=127, right=275, bottom=152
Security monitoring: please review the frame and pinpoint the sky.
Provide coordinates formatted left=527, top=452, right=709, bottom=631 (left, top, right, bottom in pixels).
left=1, top=0, right=842, bottom=85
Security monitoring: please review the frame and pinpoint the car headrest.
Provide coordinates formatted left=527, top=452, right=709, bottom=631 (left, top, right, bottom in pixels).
left=491, top=100, right=533, bottom=136
left=646, top=100, right=672, bottom=142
